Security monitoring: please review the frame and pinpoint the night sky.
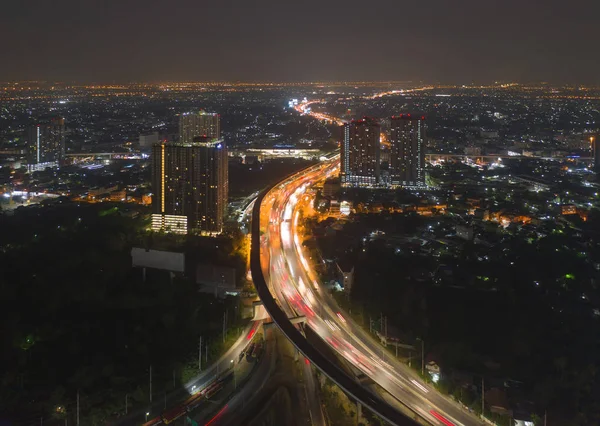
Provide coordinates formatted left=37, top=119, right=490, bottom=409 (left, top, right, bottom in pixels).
left=1, top=0, right=598, bottom=84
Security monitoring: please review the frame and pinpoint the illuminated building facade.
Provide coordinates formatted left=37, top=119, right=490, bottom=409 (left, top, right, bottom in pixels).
left=390, top=115, right=426, bottom=186
left=179, top=111, right=220, bottom=143
left=340, top=117, right=380, bottom=187
left=26, top=117, right=65, bottom=166
left=152, top=137, right=228, bottom=234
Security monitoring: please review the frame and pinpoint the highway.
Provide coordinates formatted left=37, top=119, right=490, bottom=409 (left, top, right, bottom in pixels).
left=216, top=327, right=321, bottom=426
left=282, top=167, right=485, bottom=426
left=131, top=322, right=260, bottom=426
left=251, top=160, right=421, bottom=426
left=188, top=328, right=275, bottom=426
left=184, top=322, right=261, bottom=396
left=252, top=153, right=487, bottom=425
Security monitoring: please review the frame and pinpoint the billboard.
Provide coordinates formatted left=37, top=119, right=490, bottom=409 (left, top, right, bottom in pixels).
left=131, top=247, right=185, bottom=273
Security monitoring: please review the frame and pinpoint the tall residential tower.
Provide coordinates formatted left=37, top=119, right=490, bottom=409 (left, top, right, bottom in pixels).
left=152, top=111, right=227, bottom=235
left=152, top=137, right=228, bottom=234
left=179, top=111, right=220, bottom=143
left=340, top=117, right=380, bottom=187
left=26, top=117, right=65, bottom=168
left=389, top=114, right=426, bottom=186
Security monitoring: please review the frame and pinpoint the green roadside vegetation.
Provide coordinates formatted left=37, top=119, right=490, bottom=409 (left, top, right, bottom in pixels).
left=0, top=200, right=247, bottom=425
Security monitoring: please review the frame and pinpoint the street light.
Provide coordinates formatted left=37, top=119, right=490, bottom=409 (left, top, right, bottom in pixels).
left=145, top=412, right=150, bottom=421
left=416, top=338, right=425, bottom=376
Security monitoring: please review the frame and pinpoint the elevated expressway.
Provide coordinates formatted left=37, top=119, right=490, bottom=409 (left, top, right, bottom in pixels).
left=251, top=155, right=485, bottom=426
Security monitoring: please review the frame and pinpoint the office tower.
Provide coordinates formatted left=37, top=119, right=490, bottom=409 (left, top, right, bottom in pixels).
left=26, top=117, right=65, bottom=166
left=389, top=114, right=426, bottom=186
left=152, top=137, right=228, bottom=235
left=179, top=111, right=220, bottom=143
left=340, top=117, right=380, bottom=187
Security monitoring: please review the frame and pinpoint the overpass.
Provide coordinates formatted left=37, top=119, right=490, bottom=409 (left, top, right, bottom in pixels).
left=427, top=153, right=592, bottom=161
left=65, top=152, right=146, bottom=162
left=250, top=166, right=421, bottom=426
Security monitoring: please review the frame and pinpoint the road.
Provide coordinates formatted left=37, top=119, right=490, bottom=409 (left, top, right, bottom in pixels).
left=192, top=325, right=324, bottom=426
left=252, top=155, right=487, bottom=426
left=301, top=353, right=326, bottom=426
left=184, top=322, right=261, bottom=396
left=189, top=329, right=274, bottom=426
left=251, top=160, right=422, bottom=426
left=126, top=322, right=259, bottom=426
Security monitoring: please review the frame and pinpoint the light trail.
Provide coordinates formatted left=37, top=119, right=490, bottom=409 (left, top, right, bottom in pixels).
left=263, top=90, right=486, bottom=425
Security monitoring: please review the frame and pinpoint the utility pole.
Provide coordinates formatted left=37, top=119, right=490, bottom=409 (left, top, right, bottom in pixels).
left=149, top=365, right=153, bottom=403
left=544, top=410, right=547, bottom=426
left=481, top=377, right=485, bottom=417
left=415, top=338, right=425, bottom=375
left=385, top=316, right=388, bottom=339
left=421, top=340, right=425, bottom=375
left=205, top=341, right=208, bottom=363
left=369, top=316, right=372, bottom=333
left=77, top=390, right=80, bottom=426
left=164, top=391, right=167, bottom=409
left=125, top=394, right=128, bottom=414
left=199, top=336, right=203, bottom=371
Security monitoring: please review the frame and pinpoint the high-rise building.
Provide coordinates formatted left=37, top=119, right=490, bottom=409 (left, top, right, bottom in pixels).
left=389, top=114, right=426, bottom=186
left=179, top=111, right=220, bottom=143
left=152, top=137, right=228, bottom=235
left=340, top=117, right=380, bottom=187
left=26, top=117, right=65, bottom=167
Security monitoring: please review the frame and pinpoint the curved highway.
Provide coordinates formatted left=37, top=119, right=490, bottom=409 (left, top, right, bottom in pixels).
left=277, top=163, right=485, bottom=426
left=252, top=155, right=487, bottom=425
left=251, top=94, right=487, bottom=426
left=251, top=160, right=421, bottom=426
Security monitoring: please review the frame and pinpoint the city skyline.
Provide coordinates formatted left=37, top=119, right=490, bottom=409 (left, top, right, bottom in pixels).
left=1, top=0, right=599, bottom=84
left=2, top=0, right=600, bottom=423
left=1, top=79, right=600, bottom=425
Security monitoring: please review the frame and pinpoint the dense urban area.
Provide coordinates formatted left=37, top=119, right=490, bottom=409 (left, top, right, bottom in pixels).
left=1, top=81, right=600, bottom=426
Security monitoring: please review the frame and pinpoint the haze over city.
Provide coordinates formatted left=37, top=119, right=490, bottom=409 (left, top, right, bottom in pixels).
left=1, top=0, right=599, bottom=84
